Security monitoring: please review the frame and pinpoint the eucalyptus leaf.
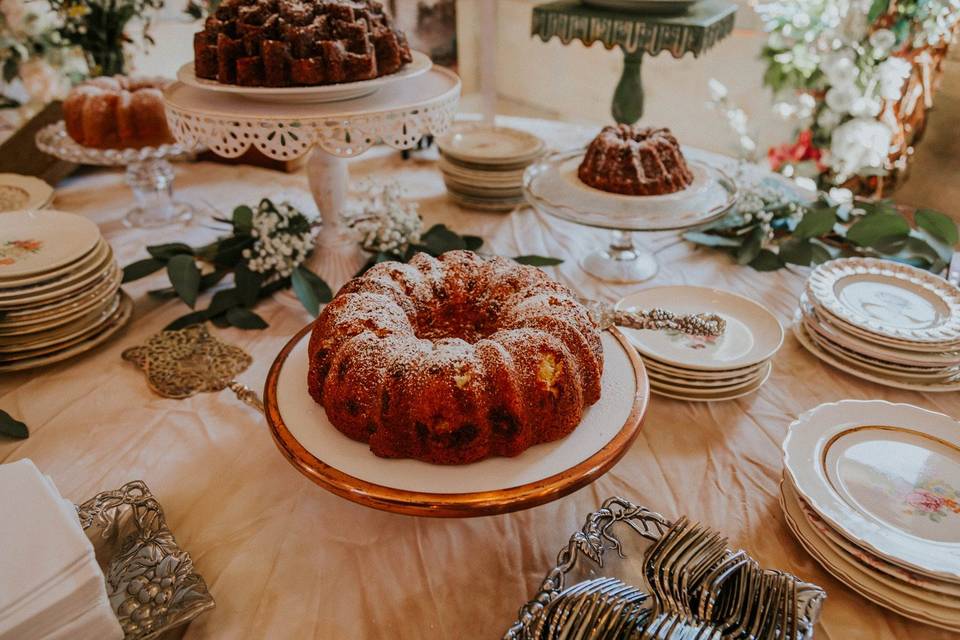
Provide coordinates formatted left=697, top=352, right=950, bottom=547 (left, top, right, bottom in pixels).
left=421, top=224, right=466, bottom=255
left=297, top=267, right=332, bottom=303
left=291, top=267, right=320, bottom=316
left=213, top=235, right=255, bottom=267
left=165, top=311, right=207, bottom=331
left=737, top=227, right=764, bottom=265
left=147, top=242, right=194, bottom=261
left=205, top=288, right=241, bottom=317
left=148, top=287, right=178, bottom=299
left=199, top=269, right=230, bottom=290
left=682, top=231, right=741, bottom=248
left=750, top=249, right=785, bottom=271
left=232, top=205, right=254, bottom=232
left=512, top=255, right=564, bottom=267
left=166, top=254, right=201, bottom=309
left=0, top=409, right=28, bottom=439
left=845, top=213, right=910, bottom=248
left=915, top=209, right=959, bottom=246
left=463, top=235, right=484, bottom=252
left=122, top=258, right=166, bottom=283
left=778, top=238, right=814, bottom=266
left=809, top=242, right=833, bottom=265
left=867, top=0, right=889, bottom=23
left=226, top=306, right=269, bottom=329
left=210, top=313, right=231, bottom=328
left=234, top=264, right=263, bottom=307
left=794, top=208, right=836, bottom=239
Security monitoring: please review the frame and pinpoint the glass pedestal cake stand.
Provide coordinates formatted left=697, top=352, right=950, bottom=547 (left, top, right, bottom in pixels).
left=523, top=148, right=738, bottom=283
left=35, top=121, right=203, bottom=228
left=162, top=65, right=461, bottom=291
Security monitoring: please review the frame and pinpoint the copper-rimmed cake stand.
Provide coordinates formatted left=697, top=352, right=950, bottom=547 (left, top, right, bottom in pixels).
left=263, top=323, right=650, bottom=517
left=162, top=63, right=460, bottom=292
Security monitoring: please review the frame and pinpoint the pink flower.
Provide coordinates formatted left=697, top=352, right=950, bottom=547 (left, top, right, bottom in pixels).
left=906, top=489, right=945, bottom=513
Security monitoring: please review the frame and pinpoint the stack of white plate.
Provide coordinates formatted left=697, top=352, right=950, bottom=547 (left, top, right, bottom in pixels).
left=0, top=210, right=131, bottom=373
left=794, top=257, right=960, bottom=392
left=0, top=174, right=54, bottom=213
left=436, top=125, right=545, bottom=212
left=616, top=286, right=784, bottom=401
left=782, top=400, right=960, bottom=632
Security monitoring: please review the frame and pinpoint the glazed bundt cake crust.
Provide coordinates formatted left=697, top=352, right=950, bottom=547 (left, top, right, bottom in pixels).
left=578, top=125, right=694, bottom=196
left=193, top=0, right=413, bottom=87
left=307, top=251, right=604, bottom=465
left=63, top=76, right=175, bottom=150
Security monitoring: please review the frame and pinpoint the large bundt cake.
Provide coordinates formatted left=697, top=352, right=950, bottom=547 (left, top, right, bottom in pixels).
left=307, top=251, right=604, bottom=465
left=578, top=125, right=694, bottom=196
left=193, top=0, right=413, bottom=87
left=63, top=76, right=175, bottom=150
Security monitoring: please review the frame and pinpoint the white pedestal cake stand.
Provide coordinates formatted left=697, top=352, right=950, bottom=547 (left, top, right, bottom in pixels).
left=162, top=67, right=461, bottom=290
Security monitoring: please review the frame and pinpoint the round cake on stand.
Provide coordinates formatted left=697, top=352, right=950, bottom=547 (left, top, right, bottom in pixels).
left=162, top=60, right=460, bottom=291
left=523, top=147, right=738, bottom=283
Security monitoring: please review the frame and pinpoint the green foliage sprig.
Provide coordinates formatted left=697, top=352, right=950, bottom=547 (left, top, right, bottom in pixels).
left=123, top=199, right=330, bottom=330
left=124, top=199, right=565, bottom=331
left=357, top=223, right=563, bottom=274
left=684, top=180, right=958, bottom=272
left=0, top=409, right=28, bottom=439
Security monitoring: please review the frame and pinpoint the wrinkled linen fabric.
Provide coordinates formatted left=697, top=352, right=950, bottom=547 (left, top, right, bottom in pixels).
left=1, top=117, right=956, bottom=640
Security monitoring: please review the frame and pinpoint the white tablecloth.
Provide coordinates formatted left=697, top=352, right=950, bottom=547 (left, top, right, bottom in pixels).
left=2, top=117, right=957, bottom=639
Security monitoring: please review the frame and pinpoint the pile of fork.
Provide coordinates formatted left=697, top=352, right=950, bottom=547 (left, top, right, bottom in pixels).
left=528, top=516, right=825, bottom=640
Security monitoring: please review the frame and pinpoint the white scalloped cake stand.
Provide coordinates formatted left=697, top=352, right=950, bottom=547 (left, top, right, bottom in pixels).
left=162, top=67, right=461, bottom=290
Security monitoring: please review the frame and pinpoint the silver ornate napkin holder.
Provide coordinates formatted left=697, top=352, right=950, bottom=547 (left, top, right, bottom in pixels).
left=78, top=481, right=215, bottom=640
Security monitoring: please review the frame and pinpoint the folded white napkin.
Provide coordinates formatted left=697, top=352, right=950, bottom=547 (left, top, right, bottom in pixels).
left=0, top=460, right=122, bottom=640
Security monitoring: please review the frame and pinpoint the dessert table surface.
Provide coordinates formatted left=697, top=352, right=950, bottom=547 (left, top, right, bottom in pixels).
left=1, top=116, right=957, bottom=640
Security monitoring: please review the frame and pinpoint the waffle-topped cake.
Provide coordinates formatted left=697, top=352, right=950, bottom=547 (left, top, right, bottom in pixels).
left=578, top=125, right=694, bottom=196
left=193, top=0, right=413, bottom=87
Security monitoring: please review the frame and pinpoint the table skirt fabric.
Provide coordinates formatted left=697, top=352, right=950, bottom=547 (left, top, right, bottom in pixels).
left=1, top=118, right=956, bottom=639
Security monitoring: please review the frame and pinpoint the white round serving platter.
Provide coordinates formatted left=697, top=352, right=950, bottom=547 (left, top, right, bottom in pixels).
left=793, top=322, right=960, bottom=392
left=265, top=327, right=649, bottom=516
left=0, top=239, right=109, bottom=293
left=0, top=175, right=54, bottom=212
left=641, top=355, right=765, bottom=380
left=781, top=480, right=960, bottom=630
left=787, top=476, right=960, bottom=598
left=649, top=363, right=772, bottom=402
left=617, top=286, right=784, bottom=371
left=0, top=292, right=132, bottom=372
left=645, top=362, right=768, bottom=388
left=799, top=295, right=960, bottom=367
left=783, top=399, right=960, bottom=582
left=0, top=210, right=101, bottom=280
left=807, top=257, right=960, bottom=344
left=438, top=158, right=526, bottom=183
left=176, top=50, right=432, bottom=104
left=523, top=149, right=737, bottom=232
left=437, top=125, right=545, bottom=165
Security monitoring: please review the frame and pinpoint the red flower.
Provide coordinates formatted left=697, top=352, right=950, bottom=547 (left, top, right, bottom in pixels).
left=906, top=489, right=946, bottom=513
left=767, top=130, right=824, bottom=172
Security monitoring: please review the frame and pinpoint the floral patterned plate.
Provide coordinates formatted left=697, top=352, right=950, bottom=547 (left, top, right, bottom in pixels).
left=617, top=286, right=784, bottom=371
left=0, top=210, right=101, bottom=280
left=781, top=478, right=960, bottom=631
left=783, top=399, right=960, bottom=582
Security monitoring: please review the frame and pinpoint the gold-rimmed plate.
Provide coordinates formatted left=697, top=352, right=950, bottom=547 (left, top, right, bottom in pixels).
left=264, top=325, right=649, bottom=517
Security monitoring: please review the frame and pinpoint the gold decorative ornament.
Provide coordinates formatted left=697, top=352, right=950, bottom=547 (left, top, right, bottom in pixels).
left=122, top=324, right=263, bottom=411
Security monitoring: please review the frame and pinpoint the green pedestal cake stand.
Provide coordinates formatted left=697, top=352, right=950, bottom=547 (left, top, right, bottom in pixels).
left=531, top=0, right=737, bottom=124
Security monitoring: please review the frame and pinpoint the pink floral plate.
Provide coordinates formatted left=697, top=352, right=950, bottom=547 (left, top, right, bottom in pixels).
left=783, top=399, right=960, bottom=582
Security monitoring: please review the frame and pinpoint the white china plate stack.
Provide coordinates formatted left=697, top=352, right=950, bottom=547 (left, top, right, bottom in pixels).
left=616, top=286, right=784, bottom=401
left=436, top=125, right=545, bottom=212
left=0, top=174, right=54, bottom=213
left=782, top=400, right=960, bottom=631
left=794, top=257, right=960, bottom=392
left=0, top=210, right=131, bottom=373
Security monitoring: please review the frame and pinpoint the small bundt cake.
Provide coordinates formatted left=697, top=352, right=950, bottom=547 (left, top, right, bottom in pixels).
left=307, top=251, right=604, bottom=465
left=578, top=125, right=694, bottom=196
left=193, top=0, right=413, bottom=87
left=63, top=76, right=175, bottom=150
